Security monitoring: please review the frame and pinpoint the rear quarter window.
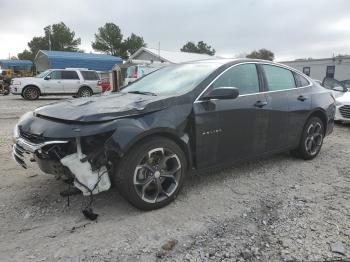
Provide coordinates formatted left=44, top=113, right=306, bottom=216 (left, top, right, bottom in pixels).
left=81, top=71, right=100, bottom=81
left=293, top=73, right=310, bottom=87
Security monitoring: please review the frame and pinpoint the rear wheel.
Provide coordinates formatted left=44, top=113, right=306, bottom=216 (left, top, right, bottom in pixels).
left=291, top=117, right=324, bottom=160
left=77, top=87, right=93, bottom=97
left=22, top=86, right=40, bottom=100
left=113, top=137, right=187, bottom=210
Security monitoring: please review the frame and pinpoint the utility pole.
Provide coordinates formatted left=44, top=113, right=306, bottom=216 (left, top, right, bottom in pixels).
left=48, top=27, right=52, bottom=51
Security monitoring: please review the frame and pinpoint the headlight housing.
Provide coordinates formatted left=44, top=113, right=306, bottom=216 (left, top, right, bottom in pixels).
left=335, top=100, right=342, bottom=106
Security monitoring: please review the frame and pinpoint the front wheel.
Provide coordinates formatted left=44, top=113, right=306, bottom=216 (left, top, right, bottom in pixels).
left=22, top=86, right=40, bottom=100
left=113, top=137, right=187, bottom=210
left=291, top=117, right=324, bottom=160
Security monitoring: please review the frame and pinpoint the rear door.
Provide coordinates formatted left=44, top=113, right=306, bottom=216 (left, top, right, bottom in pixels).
left=260, top=64, right=309, bottom=151
left=61, top=71, right=81, bottom=94
left=194, top=63, right=269, bottom=168
left=42, top=70, right=64, bottom=93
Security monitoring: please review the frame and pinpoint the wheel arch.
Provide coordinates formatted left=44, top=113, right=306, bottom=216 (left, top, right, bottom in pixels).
left=22, top=84, right=42, bottom=95
left=78, top=85, right=93, bottom=92
left=106, top=128, right=193, bottom=170
left=306, top=108, right=328, bottom=135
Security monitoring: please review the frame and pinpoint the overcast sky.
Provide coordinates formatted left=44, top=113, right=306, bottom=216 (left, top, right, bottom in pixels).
left=1, top=0, right=350, bottom=61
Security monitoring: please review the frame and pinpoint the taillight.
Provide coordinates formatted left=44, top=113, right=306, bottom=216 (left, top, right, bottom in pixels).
left=97, top=80, right=102, bottom=86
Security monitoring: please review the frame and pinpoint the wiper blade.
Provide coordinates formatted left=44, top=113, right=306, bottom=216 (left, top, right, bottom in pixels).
left=127, top=91, right=157, bottom=96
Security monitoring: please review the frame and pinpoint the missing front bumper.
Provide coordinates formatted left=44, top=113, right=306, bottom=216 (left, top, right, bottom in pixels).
left=12, top=137, right=68, bottom=169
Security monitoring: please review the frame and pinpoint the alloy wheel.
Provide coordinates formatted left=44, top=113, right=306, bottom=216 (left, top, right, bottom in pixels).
left=80, top=89, right=91, bottom=97
left=133, top=147, right=182, bottom=203
left=24, top=88, right=38, bottom=100
left=304, top=122, right=323, bottom=156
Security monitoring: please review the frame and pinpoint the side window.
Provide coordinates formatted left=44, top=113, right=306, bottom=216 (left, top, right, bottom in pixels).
left=49, top=71, right=62, bottom=79
left=62, top=71, right=79, bottom=80
left=81, top=71, right=100, bottom=80
left=212, top=64, right=259, bottom=95
left=262, top=65, right=296, bottom=91
left=293, top=73, right=310, bottom=87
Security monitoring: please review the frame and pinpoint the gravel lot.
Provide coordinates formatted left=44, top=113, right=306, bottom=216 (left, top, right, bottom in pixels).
left=0, top=95, right=349, bottom=262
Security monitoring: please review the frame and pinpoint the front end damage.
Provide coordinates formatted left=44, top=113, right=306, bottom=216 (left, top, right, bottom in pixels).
left=13, top=126, right=113, bottom=197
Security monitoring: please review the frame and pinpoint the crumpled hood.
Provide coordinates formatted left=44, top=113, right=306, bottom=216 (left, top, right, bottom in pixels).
left=34, top=92, right=174, bottom=123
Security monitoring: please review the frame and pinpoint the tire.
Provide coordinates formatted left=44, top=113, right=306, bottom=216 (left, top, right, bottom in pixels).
left=113, top=137, right=187, bottom=210
left=291, top=117, right=324, bottom=160
left=22, top=86, right=40, bottom=100
left=77, top=87, right=93, bottom=97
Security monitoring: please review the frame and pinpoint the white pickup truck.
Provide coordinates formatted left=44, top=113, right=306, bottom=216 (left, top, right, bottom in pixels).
left=10, top=68, right=102, bottom=100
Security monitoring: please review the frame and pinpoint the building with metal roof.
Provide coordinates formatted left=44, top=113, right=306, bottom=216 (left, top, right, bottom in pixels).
left=0, top=59, right=33, bottom=70
left=34, top=50, right=123, bottom=73
left=128, top=47, right=214, bottom=64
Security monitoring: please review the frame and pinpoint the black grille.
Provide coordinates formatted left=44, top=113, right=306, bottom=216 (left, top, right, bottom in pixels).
left=339, top=105, right=350, bottom=119
left=20, top=130, right=46, bottom=144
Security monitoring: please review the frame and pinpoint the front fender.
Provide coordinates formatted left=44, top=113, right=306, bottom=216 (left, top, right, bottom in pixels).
left=104, top=105, right=193, bottom=166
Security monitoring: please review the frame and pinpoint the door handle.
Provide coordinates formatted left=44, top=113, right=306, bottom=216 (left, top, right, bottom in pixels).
left=254, top=100, right=268, bottom=108
left=57, top=81, right=61, bottom=83
left=297, top=95, right=307, bottom=101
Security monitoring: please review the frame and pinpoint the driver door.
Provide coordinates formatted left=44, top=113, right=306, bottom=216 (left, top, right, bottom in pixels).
left=193, top=63, right=269, bottom=168
left=42, top=70, right=64, bottom=94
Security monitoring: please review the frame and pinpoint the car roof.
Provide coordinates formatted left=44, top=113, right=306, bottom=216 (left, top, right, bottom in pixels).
left=184, top=58, right=279, bottom=66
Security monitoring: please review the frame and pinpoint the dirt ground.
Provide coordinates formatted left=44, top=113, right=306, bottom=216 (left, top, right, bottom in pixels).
left=0, top=95, right=349, bottom=262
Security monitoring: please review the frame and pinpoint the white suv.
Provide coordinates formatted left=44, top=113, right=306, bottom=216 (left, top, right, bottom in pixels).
left=10, top=68, right=102, bottom=100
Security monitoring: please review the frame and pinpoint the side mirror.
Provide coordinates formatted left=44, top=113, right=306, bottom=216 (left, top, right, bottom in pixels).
left=332, top=86, right=346, bottom=92
left=44, top=75, right=51, bottom=80
left=203, top=87, right=239, bottom=100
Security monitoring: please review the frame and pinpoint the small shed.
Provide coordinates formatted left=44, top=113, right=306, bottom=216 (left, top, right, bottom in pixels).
left=34, top=50, right=123, bottom=73
left=0, top=60, right=33, bottom=70
left=128, top=47, right=214, bottom=64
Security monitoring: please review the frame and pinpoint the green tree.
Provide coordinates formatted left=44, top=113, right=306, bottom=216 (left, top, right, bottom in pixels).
left=92, top=23, right=146, bottom=59
left=17, top=22, right=81, bottom=61
left=18, top=49, right=33, bottom=60
left=246, top=49, right=274, bottom=61
left=180, top=41, right=216, bottom=56
left=123, top=33, right=146, bottom=57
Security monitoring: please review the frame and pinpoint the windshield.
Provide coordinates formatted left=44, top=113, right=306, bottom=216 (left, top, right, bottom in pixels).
left=121, top=63, right=219, bottom=96
left=35, top=70, right=51, bottom=78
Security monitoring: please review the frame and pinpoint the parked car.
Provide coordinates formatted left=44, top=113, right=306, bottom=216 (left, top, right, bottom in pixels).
left=323, top=78, right=350, bottom=123
left=340, top=79, right=350, bottom=90
left=98, top=77, right=111, bottom=92
left=12, top=59, right=335, bottom=210
left=10, top=68, right=102, bottom=100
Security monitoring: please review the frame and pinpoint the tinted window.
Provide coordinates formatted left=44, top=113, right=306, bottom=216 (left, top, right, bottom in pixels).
left=294, top=73, right=310, bottom=87
left=81, top=71, right=99, bottom=80
left=262, top=65, right=295, bottom=91
left=212, top=64, right=259, bottom=95
left=49, top=71, right=62, bottom=79
left=62, top=71, right=79, bottom=80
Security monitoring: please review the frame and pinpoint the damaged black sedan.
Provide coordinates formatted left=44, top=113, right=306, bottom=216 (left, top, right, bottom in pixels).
left=12, top=59, right=335, bottom=210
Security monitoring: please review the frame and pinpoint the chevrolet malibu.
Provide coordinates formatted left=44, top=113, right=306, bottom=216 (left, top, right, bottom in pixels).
left=12, top=59, right=335, bottom=210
